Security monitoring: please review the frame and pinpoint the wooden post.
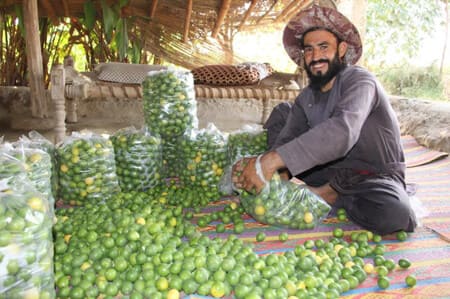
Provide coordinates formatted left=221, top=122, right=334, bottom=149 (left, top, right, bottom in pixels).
left=51, top=64, right=66, bottom=144
left=23, top=0, right=48, bottom=118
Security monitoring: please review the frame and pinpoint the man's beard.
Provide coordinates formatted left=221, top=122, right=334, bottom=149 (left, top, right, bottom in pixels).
left=305, top=53, right=346, bottom=90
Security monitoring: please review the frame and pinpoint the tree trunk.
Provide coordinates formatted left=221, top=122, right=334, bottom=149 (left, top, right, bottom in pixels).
left=23, top=0, right=48, bottom=118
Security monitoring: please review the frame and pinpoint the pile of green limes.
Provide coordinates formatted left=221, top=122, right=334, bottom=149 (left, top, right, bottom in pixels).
left=240, top=174, right=331, bottom=229
left=0, top=176, right=55, bottom=299
left=56, top=134, right=120, bottom=206
left=111, top=127, right=163, bottom=191
left=52, top=188, right=416, bottom=299
left=148, top=183, right=223, bottom=209
left=142, top=69, right=197, bottom=138
left=178, top=127, right=229, bottom=193
left=227, top=128, right=268, bottom=164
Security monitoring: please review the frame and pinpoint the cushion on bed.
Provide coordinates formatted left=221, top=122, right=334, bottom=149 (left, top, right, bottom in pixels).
left=191, top=63, right=274, bottom=86
left=95, top=62, right=167, bottom=84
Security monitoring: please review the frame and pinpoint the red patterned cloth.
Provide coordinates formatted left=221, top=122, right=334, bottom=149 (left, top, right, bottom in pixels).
left=192, top=63, right=273, bottom=86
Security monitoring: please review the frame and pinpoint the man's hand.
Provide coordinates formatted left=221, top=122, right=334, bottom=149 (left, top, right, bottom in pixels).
left=232, top=151, right=286, bottom=194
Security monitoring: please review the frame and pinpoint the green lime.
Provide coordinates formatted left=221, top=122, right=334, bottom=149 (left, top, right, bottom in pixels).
left=398, top=258, right=411, bottom=269
left=278, top=232, right=289, bottom=242
left=377, top=276, right=390, bottom=289
left=216, top=223, right=225, bottom=233
left=396, top=230, right=408, bottom=241
left=405, top=274, right=417, bottom=287
left=333, top=228, right=344, bottom=238
left=255, top=232, right=266, bottom=242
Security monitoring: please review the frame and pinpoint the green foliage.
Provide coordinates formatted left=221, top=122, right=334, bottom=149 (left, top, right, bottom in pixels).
left=83, top=0, right=96, bottom=31
left=115, top=19, right=128, bottom=61
left=365, top=0, right=442, bottom=66
left=101, top=0, right=117, bottom=43
left=374, top=64, right=447, bottom=101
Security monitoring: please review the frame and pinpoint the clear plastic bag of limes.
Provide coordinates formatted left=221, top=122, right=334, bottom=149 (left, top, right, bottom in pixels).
left=227, top=125, right=268, bottom=164
left=0, top=143, right=55, bottom=216
left=0, top=178, right=55, bottom=299
left=111, top=126, right=163, bottom=191
left=239, top=171, right=331, bottom=229
left=16, top=131, right=59, bottom=198
left=179, top=124, right=229, bottom=194
left=56, top=132, right=120, bottom=206
left=142, top=68, right=198, bottom=138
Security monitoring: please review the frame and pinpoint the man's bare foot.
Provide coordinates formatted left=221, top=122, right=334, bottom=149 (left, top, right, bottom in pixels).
left=308, top=183, right=338, bottom=205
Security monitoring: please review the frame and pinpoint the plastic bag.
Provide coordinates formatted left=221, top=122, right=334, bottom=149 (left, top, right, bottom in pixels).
left=161, top=136, right=184, bottom=179
left=238, top=157, right=331, bottom=229
left=227, top=125, right=268, bottom=164
left=0, top=176, right=55, bottom=298
left=56, top=131, right=120, bottom=205
left=179, top=124, right=229, bottom=194
left=142, top=67, right=198, bottom=138
left=0, top=143, right=55, bottom=216
left=110, top=126, right=163, bottom=191
left=27, top=131, right=59, bottom=197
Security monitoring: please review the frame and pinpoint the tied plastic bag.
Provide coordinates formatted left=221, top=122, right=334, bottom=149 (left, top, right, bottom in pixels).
left=110, top=126, right=163, bottom=191
left=0, top=178, right=55, bottom=299
left=142, top=67, right=198, bottom=138
left=179, top=124, right=229, bottom=194
left=56, top=131, right=120, bottom=206
left=227, top=125, right=268, bottom=165
left=238, top=156, right=331, bottom=229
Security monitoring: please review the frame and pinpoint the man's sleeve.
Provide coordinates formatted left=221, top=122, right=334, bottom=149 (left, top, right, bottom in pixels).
left=272, top=98, right=310, bottom=150
left=276, top=77, right=377, bottom=176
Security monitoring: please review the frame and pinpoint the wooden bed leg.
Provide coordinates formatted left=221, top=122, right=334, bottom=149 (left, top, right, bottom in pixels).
left=262, top=98, right=271, bottom=125
left=66, top=98, right=78, bottom=123
left=51, top=64, right=66, bottom=144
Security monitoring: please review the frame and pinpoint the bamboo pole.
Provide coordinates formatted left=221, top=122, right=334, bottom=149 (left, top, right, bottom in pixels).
left=183, top=0, right=193, bottom=42
left=212, top=0, right=232, bottom=38
left=24, top=0, right=48, bottom=118
left=237, top=0, right=258, bottom=32
left=274, top=0, right=307, bottom=23
left=150, top=0, right=159, bottom=18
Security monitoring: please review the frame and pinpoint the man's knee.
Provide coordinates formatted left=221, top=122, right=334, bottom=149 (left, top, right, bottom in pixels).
left=372, top=199, right=416, bottom=235
left=345, top=191, right=417, bottom=235
left=264, top=102, right=292, bottom=149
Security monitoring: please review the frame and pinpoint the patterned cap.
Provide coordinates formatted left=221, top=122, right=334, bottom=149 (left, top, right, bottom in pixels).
left=283, top=5, right=362, bottom=65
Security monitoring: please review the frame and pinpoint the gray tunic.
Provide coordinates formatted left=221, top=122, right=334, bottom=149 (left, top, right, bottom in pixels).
left=273, top=65, right=406, bottom=181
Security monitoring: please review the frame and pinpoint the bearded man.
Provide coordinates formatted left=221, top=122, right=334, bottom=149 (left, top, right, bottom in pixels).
left=232, top=5, right=417, bottom=235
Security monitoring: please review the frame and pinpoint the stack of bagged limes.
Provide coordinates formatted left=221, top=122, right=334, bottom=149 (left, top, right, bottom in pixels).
left=227, top=126, right=268, bottom=164
left=110, top=126, right=164, bottom=192
left=179, top=125, right=229, bottom=194
left=0, top=149, right=55, bottom=299
left=56, top=132, right=120, bottom=206
left=142, top=68, right=198, bottom=178
left=239, top=173, right=331, bottom=229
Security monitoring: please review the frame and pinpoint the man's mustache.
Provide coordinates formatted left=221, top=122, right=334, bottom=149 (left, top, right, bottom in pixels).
left=308, top=59, right=329, bottom=67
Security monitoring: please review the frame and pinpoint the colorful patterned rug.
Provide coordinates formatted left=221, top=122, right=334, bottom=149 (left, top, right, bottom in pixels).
left=186, top=136, right=450, bottom=299
left=402, top=135, right=448, bottom=167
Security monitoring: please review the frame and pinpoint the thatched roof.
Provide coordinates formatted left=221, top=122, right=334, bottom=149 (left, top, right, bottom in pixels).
left=0, top=0, right=336, bottom=68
